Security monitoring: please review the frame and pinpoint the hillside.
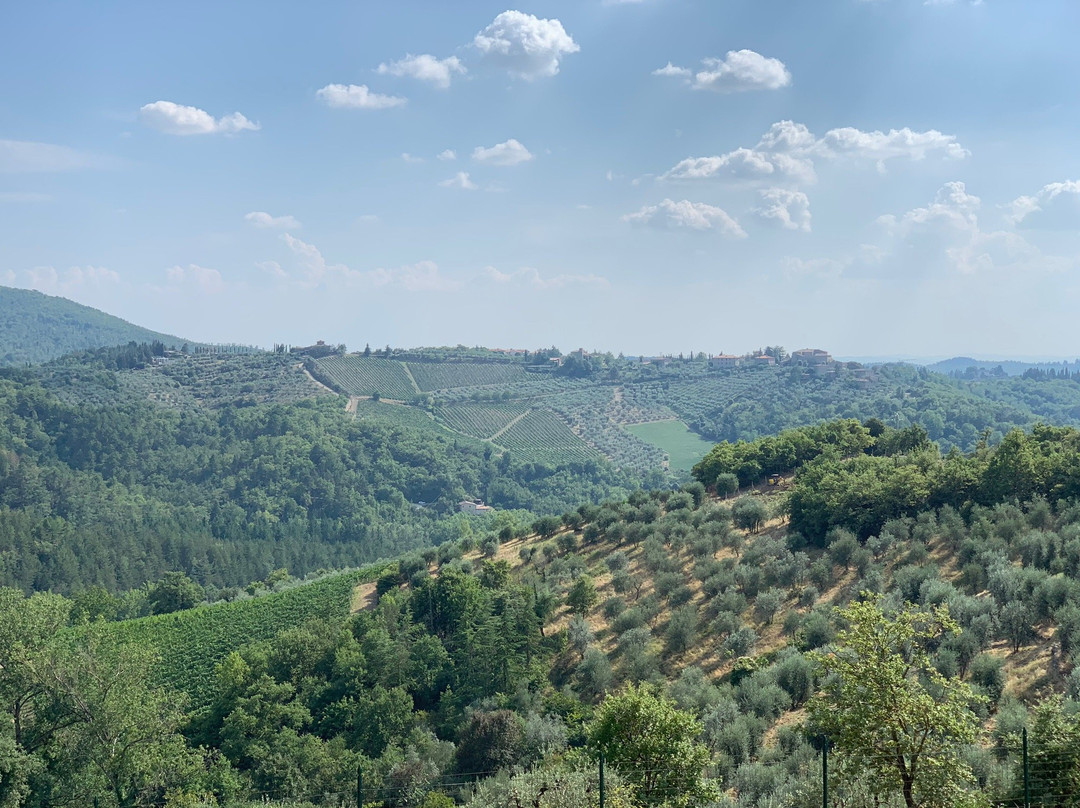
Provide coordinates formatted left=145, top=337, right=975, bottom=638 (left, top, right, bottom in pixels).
left=10, top=419, right=1080, bottom=807
left=0, top=286, right=194, bottom=364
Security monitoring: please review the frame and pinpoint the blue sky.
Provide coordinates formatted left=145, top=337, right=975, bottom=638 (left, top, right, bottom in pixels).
left=2, top=0, right=1079, bottom=357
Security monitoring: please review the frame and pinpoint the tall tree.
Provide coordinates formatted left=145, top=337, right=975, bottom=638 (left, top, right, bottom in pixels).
left=809, top=595, right=984, bottom=808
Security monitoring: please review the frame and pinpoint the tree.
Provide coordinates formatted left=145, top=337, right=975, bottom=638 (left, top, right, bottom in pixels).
left=147, top=571, right=205, bottom=615
left=567, top=575, right=599, bottom=617
left=587, top=683, right=718, bottom=807
left=713, top=473, right=739, bottom=499
left=808, top=595, right=984, bottom=808
left=731, top=497, right=767, bottom=533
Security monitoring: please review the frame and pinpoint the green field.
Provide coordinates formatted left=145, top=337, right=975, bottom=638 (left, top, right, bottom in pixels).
left=625, top=420, right=715, bottom=472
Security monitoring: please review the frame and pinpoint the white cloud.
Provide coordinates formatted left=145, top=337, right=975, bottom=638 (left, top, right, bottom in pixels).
left=139, top=101, right=259, bottom=135
left=439, top=172, right=478, bottom=190
left=661, top=148, right=816, bottom=184
left=652, top=62, right=692, bottom=78
left=655, top=51, right=791, bottom=92
left=166, top=264, right=224, bottom=293
left=401, top=153, right=425, bottom=163
left=872, top=182, right=1068, bottom=276
left=482, top=266, right=608, bottom=289
left=22, top=265, right=120, bottom=295
left=661, top=120, right=966, bottom=184
left=755, top=188, right=812, bottom=231
left=437, top=149, right=457, bottom=161
left=756, top=120, right=817, bottom=153
left=623, top=198, right=747, bottom=237
left=473, top=10, right=579, bottom=79
left=0, top=140, right=112, bottom=172
left=817, top=126, right=969, bottom=161
left=377, top=54, right=465, bottom=89
left=315, top=84, right=407, bottom=110
left=245, top=211, right=301, bottom=230
left=472, top=139, right=534, bottom=166
left=282, top=233, right=456, bottom=291
left=1007, top=181, right=1080, bottom=229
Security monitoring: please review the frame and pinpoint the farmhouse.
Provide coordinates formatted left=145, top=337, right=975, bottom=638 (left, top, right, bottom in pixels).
left=748, top=354, right=775, bottom=366
left=459, top=500, right=494, bottom=514
left=709, top=354, right=741, bottom=369
left=790, top=348, right=832, bottom=366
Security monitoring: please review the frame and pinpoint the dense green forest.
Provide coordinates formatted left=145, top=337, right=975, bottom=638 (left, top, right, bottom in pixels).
left=0, top=287, right=194, bottom=365
left=0, top=368, right=647, bottom=594
left=9, top=421, right=1080, bottom=806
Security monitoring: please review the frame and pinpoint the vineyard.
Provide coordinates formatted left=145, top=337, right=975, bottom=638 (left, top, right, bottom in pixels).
left=495, top=409, right=603, bottom=465
left=99, top=567, right=381, bottom=707
left=436, top=402, right=529, bottom=440
left=407, top=360, right=525, bottom=392
left=316, top=355, right=419, bottom=400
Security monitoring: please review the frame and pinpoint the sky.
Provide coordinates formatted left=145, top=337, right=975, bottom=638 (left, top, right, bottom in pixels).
left=2, top=0, right=1079, bottom=358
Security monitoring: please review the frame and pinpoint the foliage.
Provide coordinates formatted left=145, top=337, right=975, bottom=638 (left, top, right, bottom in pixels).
left=587, top=683, right=719, bottom=807
left=809, top=595, right=984, bottom=808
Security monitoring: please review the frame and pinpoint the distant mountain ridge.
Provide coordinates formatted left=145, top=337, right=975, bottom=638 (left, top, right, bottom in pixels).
left=0, top=286, right=193, bottom=365
left=928, top=355, right=1080, bottom=377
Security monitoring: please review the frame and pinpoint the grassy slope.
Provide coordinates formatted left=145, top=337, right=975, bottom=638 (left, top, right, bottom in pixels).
left=0, top=286, right=193, bottom=365
left=626, top=420, right=716, bottom=472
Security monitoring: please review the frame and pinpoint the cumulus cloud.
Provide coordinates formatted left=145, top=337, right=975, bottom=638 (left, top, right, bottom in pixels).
left=472, top=139, right=533, bottom=166
left=0, top=139, right=113, bottom=172
left=282, top=233, right=456, bottom=291
left=245, top=211, right=301, bottom=230
left=473, top=10, right=579, bottom=79
left=315, top=84, right=407, bottom=110
left=755, top=188, right=811, bottom=231
left=1007, top=181, right=1080, bottom=229
left=652, top=62, right=692, bottom=78
left=817, top=126, right=969, bottom=161
left=656, top=50, right=792, bottom=92
left=439, top=172, right=478, bottom=190
left=139, top=101, right=259, bottom=135
left=661, top=148, right=816, bottom=184
left=166, top=264, right=225, bottom=293
left=483, top=266, right=608, bottom=289
left=21, top=265, right=120, bottom=295
left=401, top=153, right=425, bottom=163
left=871, top=182, right=1067, bottom=276
left=661, top=120, right=967, bottom=185
left=377, top=54, right=466, bottom=89
left=437, top=149, right=457, bottom=161
left=623, top=199, right=747, bottom=237
left=756, top=120, right=817, bottom=153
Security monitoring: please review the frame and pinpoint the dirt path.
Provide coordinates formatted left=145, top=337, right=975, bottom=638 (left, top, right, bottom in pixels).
left=490, top=409, right=531, bottom=441
left=400, top=362, right=422, bottom=395
left=345, top=396, right=360, bottom=414
left=298, top=363, right=336, bottom=395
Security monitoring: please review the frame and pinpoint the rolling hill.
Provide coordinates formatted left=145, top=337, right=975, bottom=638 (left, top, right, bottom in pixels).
left=0, top=285, right=194, bottom=364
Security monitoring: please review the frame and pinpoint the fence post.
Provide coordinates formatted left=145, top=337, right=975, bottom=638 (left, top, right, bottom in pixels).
left=822, top=738, right=828, bottom=808
left=599, top=751, right=606, bottom=808
left=357, top=764, right=364, bottom=808
left=1023, top=727, right=1030, bottom=808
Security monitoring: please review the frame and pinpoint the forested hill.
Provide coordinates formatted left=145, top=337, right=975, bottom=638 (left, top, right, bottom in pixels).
left=0, top=286, right=192, bottom=364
